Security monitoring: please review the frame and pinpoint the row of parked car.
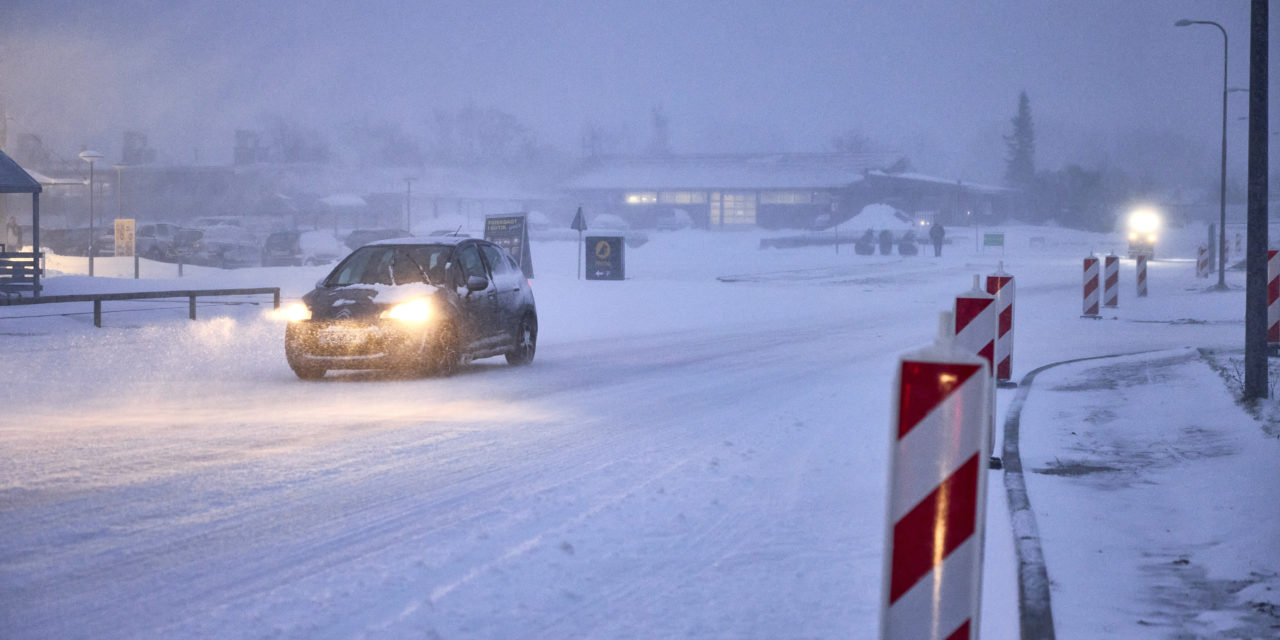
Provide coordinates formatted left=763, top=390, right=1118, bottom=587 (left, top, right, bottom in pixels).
left=42, top=221, right=414, bottom=269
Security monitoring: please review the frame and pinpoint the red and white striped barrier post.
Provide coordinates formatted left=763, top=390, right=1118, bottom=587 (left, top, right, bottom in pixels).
left=883, top=312, right=991, bottom=640
left=1083, top=256, right=1100, bottom=318
left=1103, top=254, right=1119, bottom=308
left=1136, top=255, right=1148, bottom=298
left=1268, top=249, right=1279, bottom=347
left=1196, top=245, right=1211, bottom=279
left=985, top=262, right=1015, bottom=386
left=955, top=275, right=997, bottom=467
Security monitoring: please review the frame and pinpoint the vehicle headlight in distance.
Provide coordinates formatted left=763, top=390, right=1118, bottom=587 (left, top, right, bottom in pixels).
left=381, top=299, right=432, bottom=323
left=1127, top=208, right=1161, bottom=235
left=1148, top=234, right=1157, bottom=243
left=282, top=302, right=311, bottom=322
left=1129, top=232, right=1138, bottom=241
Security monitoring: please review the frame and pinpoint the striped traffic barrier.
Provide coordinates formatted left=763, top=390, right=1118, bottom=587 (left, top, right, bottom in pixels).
left=1196, top=245, right=1211, bottom=279
left=955, top=274, right=996, bottom=376
left=1136, top=255, right=1148, bottom=298
left=956, top=274, right=998, bottom=467
left=883, top=311, right=991, bottom=640
left=985, top=262, right=1015, bottom=386
left=1269, top=250, right=1279, bottom=346
left=1083, top=256, right=1100, bottom=318
left=1103, top=254, right=1119, bottom=308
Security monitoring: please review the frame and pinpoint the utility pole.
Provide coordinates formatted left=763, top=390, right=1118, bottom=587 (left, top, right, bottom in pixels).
left=1244, top=0, right=1269, bottom=400
left=404, top=177, right=415, bottom=232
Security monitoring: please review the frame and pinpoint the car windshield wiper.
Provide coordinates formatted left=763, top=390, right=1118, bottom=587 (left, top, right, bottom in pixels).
left=398, top=251, right=433, bottom=285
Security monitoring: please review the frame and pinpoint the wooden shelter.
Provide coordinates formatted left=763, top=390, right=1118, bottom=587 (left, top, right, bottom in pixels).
left=0, top=149, right=44, bottom=296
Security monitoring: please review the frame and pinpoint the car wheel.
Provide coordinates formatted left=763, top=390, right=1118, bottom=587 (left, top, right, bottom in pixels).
left=427, top=322, right=460, bottom=376
left=505, top=314, right=537, bottom=366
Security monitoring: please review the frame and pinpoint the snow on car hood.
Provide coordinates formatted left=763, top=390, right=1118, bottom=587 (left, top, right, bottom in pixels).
left=331, top=282, right=441, bottom=303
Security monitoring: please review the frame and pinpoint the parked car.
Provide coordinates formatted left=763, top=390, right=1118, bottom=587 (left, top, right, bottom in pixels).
left=343, top=228, right=412, bottom=251
left=261, top=230, right=345, bottom=266
left=283, top=236, right=537, bottom=379
left=189, top=224, right=260, bottom=268
left=136, top=223, right=199, bottom=261
left=41, top=227, right=114, bottom=257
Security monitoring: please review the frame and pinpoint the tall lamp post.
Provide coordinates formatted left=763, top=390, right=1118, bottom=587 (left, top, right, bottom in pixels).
left=79, top=149, right=103, bottom=277
left=1175, top=18, right=1229, bottom=290
left=404, top=177, right=415, bottom=233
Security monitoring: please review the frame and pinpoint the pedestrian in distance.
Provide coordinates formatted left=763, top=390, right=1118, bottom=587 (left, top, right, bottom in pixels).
left=929, top=222, right=945, bottom=257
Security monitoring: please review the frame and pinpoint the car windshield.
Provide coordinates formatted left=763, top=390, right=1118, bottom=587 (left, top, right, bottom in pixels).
left=324, top=245, right=452, bottom=287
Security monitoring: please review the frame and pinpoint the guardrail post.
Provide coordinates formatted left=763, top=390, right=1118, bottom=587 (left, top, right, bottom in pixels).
left=273, top=290, right=280, bottom=309
left=189, top=295, right=197, bottom=320
left=93, top=300, right=102, bottom=327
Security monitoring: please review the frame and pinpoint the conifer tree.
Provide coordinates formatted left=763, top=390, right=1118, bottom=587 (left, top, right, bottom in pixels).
left=1004, top=91, right=1036, bottom=187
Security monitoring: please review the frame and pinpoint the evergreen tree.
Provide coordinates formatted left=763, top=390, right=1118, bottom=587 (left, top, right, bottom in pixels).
left=1004, top=91, right=1035, bottom=187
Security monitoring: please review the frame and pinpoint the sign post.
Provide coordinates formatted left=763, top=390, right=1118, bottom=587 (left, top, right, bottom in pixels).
left=882, top=311, right=990, bottom=640
left=484, top=214, right=534, bottom=279
left=584, top=236, right=624, bottom=281
left=571, top=206, right=588, bottom=280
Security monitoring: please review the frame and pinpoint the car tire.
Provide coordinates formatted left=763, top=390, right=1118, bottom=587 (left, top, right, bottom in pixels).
left=427, top=322, right=460, bottom=377
left=505, top=314, right=537, bottom=366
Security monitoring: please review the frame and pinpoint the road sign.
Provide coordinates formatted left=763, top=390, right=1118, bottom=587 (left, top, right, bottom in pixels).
left=114, top=219, right=135, bottom=257
left=585, top=236, right=624, bottom=280
left=485, top=214, right=534, bottom=279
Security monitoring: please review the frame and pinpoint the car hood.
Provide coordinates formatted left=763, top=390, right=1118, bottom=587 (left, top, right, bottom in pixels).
left=303, top=283, right=442, bottom=320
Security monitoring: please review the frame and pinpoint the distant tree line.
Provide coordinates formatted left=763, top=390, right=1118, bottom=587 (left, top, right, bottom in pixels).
left=1003, top=90, right=1157, bottom=232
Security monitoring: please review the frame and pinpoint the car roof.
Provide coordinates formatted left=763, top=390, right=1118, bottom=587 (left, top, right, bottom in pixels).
left=365, top=235, right=476, bottom=248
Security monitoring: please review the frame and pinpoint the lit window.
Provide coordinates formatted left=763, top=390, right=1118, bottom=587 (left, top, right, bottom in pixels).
left=710, top=191, right=756, bottom=227
left=659, top=191, right=708, bottom=204
left=624, top=192, right=658, bottom=205
left=760, top=191, right=813, bottom=205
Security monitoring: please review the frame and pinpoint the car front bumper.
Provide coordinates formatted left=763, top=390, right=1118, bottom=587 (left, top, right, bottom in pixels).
left=285, top=320, right=436, bottom=370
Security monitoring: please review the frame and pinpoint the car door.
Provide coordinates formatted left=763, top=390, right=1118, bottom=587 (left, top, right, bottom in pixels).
left=478, top=242, right=522, bottom=335
left=450, top=242, right=502, bottom=350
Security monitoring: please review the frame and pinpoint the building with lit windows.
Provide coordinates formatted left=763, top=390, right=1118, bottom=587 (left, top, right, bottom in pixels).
left=563, top=153, right=1014, bottom=230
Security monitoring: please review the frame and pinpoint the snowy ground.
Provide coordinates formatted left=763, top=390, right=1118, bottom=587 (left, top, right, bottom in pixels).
left=0, top=221, right=1276, bottom=638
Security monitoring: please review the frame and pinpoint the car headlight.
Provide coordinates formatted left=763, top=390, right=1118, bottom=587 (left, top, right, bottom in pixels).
left=282, top=302, right=311, bottom=322
left=380, top=299, right=432, bottom=323
left=1148, top=234, right=1157, bottom=243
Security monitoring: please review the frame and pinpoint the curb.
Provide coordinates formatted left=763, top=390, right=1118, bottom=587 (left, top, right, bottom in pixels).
left=1001, top=351, right=1157, bottom=640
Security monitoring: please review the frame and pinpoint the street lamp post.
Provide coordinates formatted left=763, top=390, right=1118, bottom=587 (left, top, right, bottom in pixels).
left=404, top=177, right=415, bottom=233
left=79, top=150, right=103, bottom=277
left=1175, top=18, right=1229, bottom=290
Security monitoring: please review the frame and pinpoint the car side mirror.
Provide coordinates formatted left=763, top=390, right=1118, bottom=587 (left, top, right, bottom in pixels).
left=466, top=275, right=488, bottom=292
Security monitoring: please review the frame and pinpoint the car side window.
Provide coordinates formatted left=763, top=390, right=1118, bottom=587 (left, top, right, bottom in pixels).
left=454, top=244, right=488, bottom=286
left=480, top=244, right=510, bottom=275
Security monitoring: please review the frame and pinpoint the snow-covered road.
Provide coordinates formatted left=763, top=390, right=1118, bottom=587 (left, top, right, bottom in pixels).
left=0, top=225, right=1264, bottom=638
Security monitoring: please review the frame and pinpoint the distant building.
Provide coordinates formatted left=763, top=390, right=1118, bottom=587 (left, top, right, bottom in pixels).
left=563, top=153, right=1015, bottom=230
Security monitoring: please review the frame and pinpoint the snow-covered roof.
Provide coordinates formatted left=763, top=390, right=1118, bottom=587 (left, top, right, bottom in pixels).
left=0, top=151, right=45, bottom=193
left=864, top=170, right=1015, bottom=195
left=565, top=153, right=900, bottom=191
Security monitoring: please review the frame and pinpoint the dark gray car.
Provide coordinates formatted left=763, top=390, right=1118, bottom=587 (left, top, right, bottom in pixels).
left=283, top=236, right=537, bottom=379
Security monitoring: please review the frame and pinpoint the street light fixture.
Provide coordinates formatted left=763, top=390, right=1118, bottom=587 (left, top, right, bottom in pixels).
left=78, top=149, right=103, bottom=277
left=1175, top=18, right=1229, bottom=290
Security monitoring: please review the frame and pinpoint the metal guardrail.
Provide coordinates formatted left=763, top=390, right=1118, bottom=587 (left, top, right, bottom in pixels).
left=0, top=287, right=281, bottom=327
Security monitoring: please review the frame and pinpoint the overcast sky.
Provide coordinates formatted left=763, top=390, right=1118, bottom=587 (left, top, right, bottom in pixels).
left=1, top=0, right=1271, bottom=185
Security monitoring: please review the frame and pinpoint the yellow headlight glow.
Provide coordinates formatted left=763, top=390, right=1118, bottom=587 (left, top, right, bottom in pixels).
left=282, top=302, right=311, bottom=322
left=381, top=299, right=432, bottom=323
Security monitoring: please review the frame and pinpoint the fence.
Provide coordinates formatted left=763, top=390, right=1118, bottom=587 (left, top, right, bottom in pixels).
left=0, top=287, right=281, bottom=327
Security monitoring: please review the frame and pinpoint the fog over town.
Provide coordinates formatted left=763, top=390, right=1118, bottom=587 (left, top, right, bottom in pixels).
left=1, top=1, right=1269, bottom=188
